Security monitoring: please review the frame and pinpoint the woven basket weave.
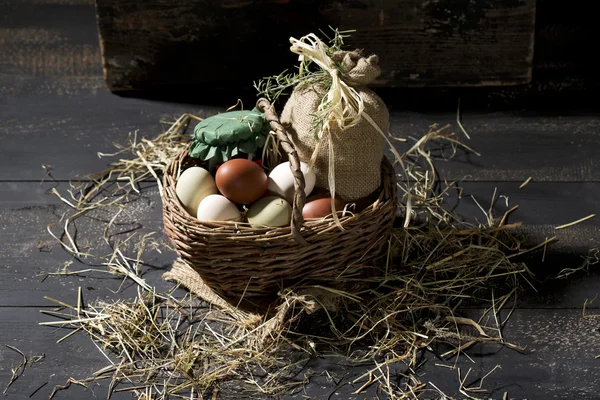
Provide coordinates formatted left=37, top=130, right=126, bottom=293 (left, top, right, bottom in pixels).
left=162, top=99, right=397, bottom=308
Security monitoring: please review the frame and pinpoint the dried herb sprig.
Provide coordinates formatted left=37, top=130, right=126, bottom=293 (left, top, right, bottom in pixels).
left=253, top=27, right=353, bottom=105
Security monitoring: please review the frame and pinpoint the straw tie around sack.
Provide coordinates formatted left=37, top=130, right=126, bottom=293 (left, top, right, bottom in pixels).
left=290, top=33, right=365, bottom=133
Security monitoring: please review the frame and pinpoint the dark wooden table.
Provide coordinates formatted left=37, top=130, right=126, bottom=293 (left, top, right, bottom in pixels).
left=1, top=2, right=599, bottom=399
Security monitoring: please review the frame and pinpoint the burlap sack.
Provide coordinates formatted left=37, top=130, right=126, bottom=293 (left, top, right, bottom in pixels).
left=164, top=259, right=342, bottom=330
left=280, top=50, right=389, bottom=201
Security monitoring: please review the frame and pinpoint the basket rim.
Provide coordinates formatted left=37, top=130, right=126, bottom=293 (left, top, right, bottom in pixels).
left=162, top=150, right=397, bottom=236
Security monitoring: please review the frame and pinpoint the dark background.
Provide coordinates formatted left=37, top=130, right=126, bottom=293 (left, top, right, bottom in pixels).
left=1, top=1, right=599, bottom=399
left=92, top=0, right=598, bottom=111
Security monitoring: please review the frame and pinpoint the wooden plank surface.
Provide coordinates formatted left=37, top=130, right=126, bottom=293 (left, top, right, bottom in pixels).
left=2, top=307, right=599, bottom=399
left=0, top=1, right=101, bottom=78
left=2, top=115, right=599, bottom=393
left=0, top=182, right=178, bottom=307
left=94, top=0, right=536, bottom=91
left=2, top=2, right=600, bottom=400
left=321, top=0, right=536, bottom=87
left=2, top=91, right=599, bottom=183
left=1, top=307, right=130, bottom=400
left=1, top=181, right=598, bottom=308
left=3, top=0, right=594, bottom=109
left=470, top=308, right=600, bottom=399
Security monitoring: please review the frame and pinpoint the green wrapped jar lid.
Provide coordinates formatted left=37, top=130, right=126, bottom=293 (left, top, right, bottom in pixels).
left=190, top=107, right=268, bottom=163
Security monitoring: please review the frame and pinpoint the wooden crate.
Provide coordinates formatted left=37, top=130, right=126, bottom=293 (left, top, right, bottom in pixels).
left=94, top=0, right=536, bottom=91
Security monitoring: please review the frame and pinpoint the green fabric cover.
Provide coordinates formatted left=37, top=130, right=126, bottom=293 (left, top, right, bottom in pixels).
left=190, top=107, right=268, bottom=163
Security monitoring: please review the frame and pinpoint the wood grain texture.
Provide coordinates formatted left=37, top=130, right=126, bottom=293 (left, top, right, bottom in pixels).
left=451, top=182, right=600, bottom=253
left=388, top=112, right=600, bottom=183
left=1, top=182, right=597, bottom=308
left=0, top=2, right=101, bottom=78
left=322, top=0, right=536, bottom=87
left=14, top=0, right=94, bottom=4
left=1, top=84, right=598, bottom=183
left=471, top=309, right=600, bottom=399
left=0, top=307, right=130, bottom=400
left=6, top=0, right=589, bottom=109
left=0, top=86, right=223, bottom=181
left=411, top=308, right=600, bottom=399
left=0, top=182, right=177, bottom=307
left=89, top=0, right=599, bottom=110
left=0, top=305, right=467, bottom=400
left=2, top=307, right=599, bottom=399
left=94, top=0, right=536, bottom=91
left=1, top=3, right=599, bottom=399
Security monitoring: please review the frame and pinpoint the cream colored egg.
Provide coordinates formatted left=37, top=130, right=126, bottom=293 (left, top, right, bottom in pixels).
left=267, top=161, right=316, bottom=204
left=176, top=167, right=218, bottom=217
left=196, top=195, right=241, bottom=222
left=247, top=196, right=292, bottom=228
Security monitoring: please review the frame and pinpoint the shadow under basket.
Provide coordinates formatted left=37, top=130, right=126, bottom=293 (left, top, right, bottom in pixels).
left=162, top=99, right=398, bottom=312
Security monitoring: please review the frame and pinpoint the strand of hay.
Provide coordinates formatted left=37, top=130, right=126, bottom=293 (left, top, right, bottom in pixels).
left=40, top=113, right=561, bottom=399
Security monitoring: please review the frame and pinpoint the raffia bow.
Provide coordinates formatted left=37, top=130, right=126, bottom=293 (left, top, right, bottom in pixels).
left=290, top=33, right=366, bottom=134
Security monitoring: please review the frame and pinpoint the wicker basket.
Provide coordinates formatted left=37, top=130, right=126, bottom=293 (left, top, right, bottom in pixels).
left=162, top=99, right=397, bottom=308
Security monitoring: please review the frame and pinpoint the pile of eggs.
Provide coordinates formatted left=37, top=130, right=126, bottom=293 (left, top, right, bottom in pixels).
left=176, top=158, right=345, bottom=227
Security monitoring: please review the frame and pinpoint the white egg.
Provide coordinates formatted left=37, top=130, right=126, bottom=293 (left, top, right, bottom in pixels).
left=175, top=167, right=218, bottom=217
left=196, top=194, right=241, bottom=223
left=267, top=161, right=316, bottom=204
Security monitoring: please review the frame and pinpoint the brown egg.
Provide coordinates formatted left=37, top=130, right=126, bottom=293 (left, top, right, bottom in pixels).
left=302, top=197, right=346, bottom=219
left=215, top=159, right=268, bottom=204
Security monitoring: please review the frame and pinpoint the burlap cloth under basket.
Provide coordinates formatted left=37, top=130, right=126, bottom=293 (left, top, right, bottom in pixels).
left=162, top=99, right=397, bottom=311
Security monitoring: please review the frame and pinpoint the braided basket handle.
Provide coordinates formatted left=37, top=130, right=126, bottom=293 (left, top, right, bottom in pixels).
left=256, top=98, right=308, bottom=245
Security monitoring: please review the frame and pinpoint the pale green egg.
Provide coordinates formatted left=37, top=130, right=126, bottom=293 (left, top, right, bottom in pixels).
left=247, top=196, right=292, bottom=228
left=175, top=166, right=218, bottom=217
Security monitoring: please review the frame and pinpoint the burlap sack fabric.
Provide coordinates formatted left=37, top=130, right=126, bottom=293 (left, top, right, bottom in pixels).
left=163, top=260, right=236, bottom=312
left=280, top=50, right=389, bottom=201
left=164, top=259, right=342, bottom=321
